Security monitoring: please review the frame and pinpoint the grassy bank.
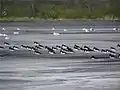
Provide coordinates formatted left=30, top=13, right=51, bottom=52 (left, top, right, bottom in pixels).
left=0, top=16, right=119, bottom=22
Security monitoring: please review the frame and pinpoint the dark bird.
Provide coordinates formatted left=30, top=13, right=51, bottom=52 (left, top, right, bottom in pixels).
left=73, top=44, right=81, bottom=50
left=62, top=44, right=68, bottom=49
left=84, top=45, right=90, bottom=49
left=101, top=49, right=107, bottom=53
left=0, top=46, right=4, bottom=49
left=13, top=46, right=19, bottom=50
left=93, top=47, right=100, bottom=51
left=4, top=42, right=10, bottom=45
left=45, top=46, right=56, bottom=54
left=109, top=54, right=117, bottom=59
left=117, top=44, right=120, bottom=48
left=52, top=47, right=58, bottom=51
left=34, top=50, right=42, bottom=55
left=91, top=56, right=97, bottom=59
left=60, top=50, right=67, bottom=54
left=21, top=45, right=27, bottom=48
left=9, top=47, right=15, bottom=51
left=35, top=45, right=42, bottom=49
left=110, top=47, right=117, bottom=51
left=66, top=47, right=74, bottom=52
left=106, top=49, right=116, bottom=54
left=34, top=41, right=44, bottom=48
left=34, top=41, right=39, bottom=45
left=56, top=45, right=62, bottom=50
left=83, top=45, right=94, bottom=51
left=62, top=44, right=74, bottom=52
left=80, top=47, right=87, bottom=52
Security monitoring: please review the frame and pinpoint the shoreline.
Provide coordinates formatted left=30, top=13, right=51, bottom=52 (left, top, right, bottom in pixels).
left=0, top=17, right=120, bottom=22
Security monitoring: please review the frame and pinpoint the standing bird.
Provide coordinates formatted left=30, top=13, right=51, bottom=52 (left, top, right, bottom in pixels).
left=73, top=44, right=81, bottom=50
left=60, top=50, right=67, bottom=54
left=4, top=42, right=10, bottom=45
left=0, top=46, right=4, bottom=49
left=109, top=54, right=117, bottom=59
left=62, top=44, right=74, bottom=53
left=52, top=47, right=58, bottom=51
left=34, top=50, right=42, bottom=55
left=117, top=44, right=120, bottom=48
left=93, top=47, right=100, bottom=52
left=9, top=47, right=15, bottom=51
left=13, top=46, right=19, bottom=50
left=34, top=42, right=44, bottom=48
left=91, top=56, right=97, bottom=60
left=110, top=47, right=117, bottom=52
left=45, top=46, right=56, bottom=54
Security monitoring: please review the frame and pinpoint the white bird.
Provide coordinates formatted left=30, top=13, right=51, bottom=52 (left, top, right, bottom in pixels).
left=5, top=37, right=10, bottom=40
left=53, top=32, right=60, bottom=36
left=52, top=27, right=55, bottom=30
left=2, top=28, right=6, bottom=31
left=64, top=29, right=68, bottom=31
left=90, top=28, right=95, bottom=31
left=16, top=28, right=20, bottom=31
left=13, top=32, right=19, bottom=35
left=0, top=33, right=8, bottom=37
left=113, top=28, right=118, bottom=31
left=82, top=28, right=89, bottom=32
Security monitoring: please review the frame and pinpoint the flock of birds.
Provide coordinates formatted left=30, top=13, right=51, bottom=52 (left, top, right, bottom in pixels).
left=0, top=27, right=120, bottom=59
left=0, top=41, right=120, bottom=60
left=0, top=27, right=119, bottom=39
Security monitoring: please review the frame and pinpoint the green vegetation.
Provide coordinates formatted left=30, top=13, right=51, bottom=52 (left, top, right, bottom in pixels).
left=0, top=0, right=120, bottom=21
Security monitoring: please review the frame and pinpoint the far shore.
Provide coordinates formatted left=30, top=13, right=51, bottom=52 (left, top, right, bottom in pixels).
left=0, top=17, right=120, bottom=22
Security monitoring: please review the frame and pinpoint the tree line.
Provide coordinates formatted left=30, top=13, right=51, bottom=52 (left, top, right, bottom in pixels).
left=0, top=0, right=120, bottom=19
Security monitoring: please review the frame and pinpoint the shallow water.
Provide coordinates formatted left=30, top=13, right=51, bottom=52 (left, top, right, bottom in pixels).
left=0, top=20, right=120, bottom=90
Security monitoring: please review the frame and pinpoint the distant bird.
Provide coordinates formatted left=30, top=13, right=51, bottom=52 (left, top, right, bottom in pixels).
left=2, top=28, right=6, bottom=31
left=84, top=46, right=94, bottom=51
left=62, top=44, right=68, bottom=49
left=13, top=46, right=19, bottom=50
left=45, top=46, right=56, bottom=54
left=5, top=36, right=10, bottom=40
left=0, top=33, right=8, bottom=37
left=4, top=42, right=10, bottom=45
left=34, top=50, right=42, bottom=55
left=109, top=54, right=117, bottom=59
left=56, top=45, right=62, bottom=50
left=101, top=49, right=107, bottom=53
left=34, top=42, right=44, bottom=48
left=110, top=47, right=117, bottom=52
left=52, top=47, right=58, bottom=51
left=91, top=56, right=97, bottom=59
left=16, top=28, right=20, bottom=31
left=21, top=44, right=27, bottom=49
left=52, top=27, right=55, bottom=30
left=113, top=28, right=118, bottom=31
left=84, top=45, right=90, bottom=49
left=64, top=29, right=68, bottom=31
left=13, top=32, right=19, bottom=35
left=106, top=49, right=116, bottom=54
left=53, top=31, right=60, bottom=36
left=34, top=41, right=40, bottom=46
left=35, top=45, right=42, bottom=49
left=80, top=47, right=87, bottom=52
left=90, top=28, right=95, bottom=31
left=82, top=28, right=89, bottom=32
left=62, top=44, right=74, bottom=53
left=73, top=44, right=81, bottom=50
left=93, top=47, right=100, bottom=52
left=9, top=47, right=15, bottom=51
left=0, top=46, right=4, bottom=49
left=60, top=50, right=67, bottom=54
left=117, top=44, right=120, bottom=48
